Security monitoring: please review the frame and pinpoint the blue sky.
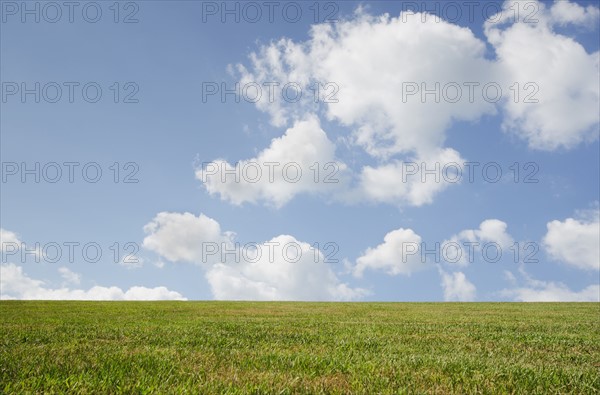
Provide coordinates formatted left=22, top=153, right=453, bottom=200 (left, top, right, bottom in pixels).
left=1, top=0, right=599, bottom=301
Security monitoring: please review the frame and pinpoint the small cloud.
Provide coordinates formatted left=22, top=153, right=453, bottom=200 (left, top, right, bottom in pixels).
left=119, top=254, right=144, bottom=269
left=442, top=219, right=514, bottom=267
left=503, top=270, right=517, bottom=286
left=353, top=228, right=426, bottom=277
left=542, top=208, right=599, bottom=271
left=58, top=267, right=81, bottom=285
left=439, top=269, right=476, bottom=302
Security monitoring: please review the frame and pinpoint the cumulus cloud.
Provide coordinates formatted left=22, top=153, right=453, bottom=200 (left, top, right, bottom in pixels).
left=486, top=0, right=600, bottom=150
left=439, top=270, right=477, bottom=301
left=236, top=0, right=598, bottom=155
left=236, top=10, right=494, bottom=158
left=196, top=116, right=465, bottom=207
left=58, top=266, right=81, bottom=285
left=500, top=269, right=599, bottom=301
left=358, top=148, right=464, bottom=206
left=142, top=212, right=366, bottom=301
left=549, top=0, right=600, bottom=28
left=442, top=219, right=514, bottom=266
left=353, top=219, right=515, bottom=276
left=542, top=209, right=599, bottom=271
left=206, top=0, right=598, bottom=209
left=205, top=8, right=497, bottom=208
left=0, top=228, right=21, bottom=253
left=0, top=263, right=186, bottom=300
left=353, top=228, right=426, bottom=277
left=206, top=235, right=367, bottom=301
left=0, top=228, right=43, bottom=261
left=142, top=212, right=232, bottom=266
left=196, top=116, right=348, bottom=208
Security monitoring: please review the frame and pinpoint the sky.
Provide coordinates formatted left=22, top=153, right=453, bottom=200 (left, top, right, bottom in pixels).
left=1, top=0, right=599, bottom=301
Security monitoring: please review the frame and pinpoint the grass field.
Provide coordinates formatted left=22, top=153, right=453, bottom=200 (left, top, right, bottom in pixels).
left=1, top=302, right=599, bottom=394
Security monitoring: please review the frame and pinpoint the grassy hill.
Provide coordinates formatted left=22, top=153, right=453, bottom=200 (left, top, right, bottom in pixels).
left=1, top=301, right=598, bottom=393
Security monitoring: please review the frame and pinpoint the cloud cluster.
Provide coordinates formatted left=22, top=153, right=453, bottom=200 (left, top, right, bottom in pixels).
left=198, top=117, right=466, bottom=207
left=198, top=0, right=599, bottom=209
left=549, top=0, right=600, bottom=27
left=500, top=268, right=599, bottom=301
left=353, top=218, right=514, bottom=277
left=486, top=0, right=600, bottom=150
left=143, top=212, right=366, bottom=301
left=0, top=263, right=186, bottom=300
left=349, top=219, right=512, bottom=301
left=236, top=10, right=494, bottom=158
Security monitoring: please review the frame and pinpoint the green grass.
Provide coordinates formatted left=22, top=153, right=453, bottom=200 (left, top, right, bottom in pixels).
left=1, top=302, right=599, bottom=394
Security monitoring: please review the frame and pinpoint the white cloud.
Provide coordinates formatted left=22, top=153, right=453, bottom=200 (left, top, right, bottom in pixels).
left=485, top=0, right=600, bottom=150
left=122, top=286, right=185, bottom=301
left=503, top=282, right=599, bottom=302
left=0, top=263, right=44, bottom=299
left=353, top=219, right=514, bottom=277
left=206, top=235, right=367, bottom=301
left=457, top=219, right=514, bottom=247
left=0, top=263, right=186, bottom=300
left=119, top=254, right=144, bottom=269
left=500, top=269, right=599, bottom=301
left=211, top=1, right=598, bottom=209
left=58, top=266, right=81, bottom=285
left=196, top=116, right=348, bottom=208
left=217, top=8, right=496, bottom=208
left=442, top=219, right=514, bottom=266
left=358, top=148, right=464, bottom=206
left=503, top=270, right=517, bottom=285
left=542, top=209, right=599, bottom=271
left=143, top=212, right=366, bottom=301
left=142, top=212, right=232, bottom=266
left=353, top=228, right=425, bottom=277
left=0, top=228, right=43, bottom=261
left=439, top=270, right=476, bottom=301
left=237, top=0, right=598, bottom=156
left=549, top=0, right=600, bottom=28
left=198, top=117, right=465, bottom=208
left=237, top=11, right=494, bottom=158
left=0, top=228, right=21, bottom=253
left=235, top=39, right=315, bottom=128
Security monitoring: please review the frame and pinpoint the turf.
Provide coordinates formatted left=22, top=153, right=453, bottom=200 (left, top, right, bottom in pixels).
left=1, top=301, right=598, bottom=394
